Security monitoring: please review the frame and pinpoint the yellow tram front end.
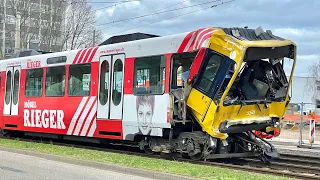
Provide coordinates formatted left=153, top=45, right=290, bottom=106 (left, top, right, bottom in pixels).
left=185, top=27, right=296, bottom=159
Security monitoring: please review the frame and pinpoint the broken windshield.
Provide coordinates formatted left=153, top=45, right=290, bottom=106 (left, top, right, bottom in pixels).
left=217, top=57, right=293, bottom=106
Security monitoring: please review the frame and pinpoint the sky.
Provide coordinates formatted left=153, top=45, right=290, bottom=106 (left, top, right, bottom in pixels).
left=91, top=0, right=320, bottom=77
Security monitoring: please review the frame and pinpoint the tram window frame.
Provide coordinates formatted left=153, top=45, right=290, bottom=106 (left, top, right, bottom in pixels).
left=133, top=55, right=166, bottom=95
left=196, top=53, right=224, bottom=95
left=12, top=69, right=20, bottom=105
left=170, top=51, right=198, bottom=90
left=5, top=70, right=12, bottom=105
left=45, top=66, right=66, bottom=97
left=112, top=59, right=123, bottom=106
left=99, top=60, right=109, bottom=105
left=68, top=63, right=91, bottom=97
left=25, top=68, right=44, bottom=97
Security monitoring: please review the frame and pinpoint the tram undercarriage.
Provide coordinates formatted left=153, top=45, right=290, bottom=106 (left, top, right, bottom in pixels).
left=139, top=130, right=279, bottom=162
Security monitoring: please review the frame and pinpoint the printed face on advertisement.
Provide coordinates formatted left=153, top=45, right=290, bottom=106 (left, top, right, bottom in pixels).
left=136, top=96, right=155, bottom=135
left=137, top=104, right=152, bottom=134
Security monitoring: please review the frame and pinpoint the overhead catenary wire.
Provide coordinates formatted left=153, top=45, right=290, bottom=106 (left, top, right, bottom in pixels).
left=70, top=0, right=139, bottom=5
left=29, top=0, right=139, bottom=19
left=84, top=0, right=140, bottom=3
left=28, top=0, right=139, bottom=28
left=18, top=0, right=138, bottom=45
left=103, top=0, right=235, bottom=37
left=143, top=0, right=189, bottom=14
left=100, top=0, right=234, bottom=34
left=42, top=0, right=193, bottom=29
left=96, top=0, right=221, bottom=27
left=91, top=0, right=140, bottom=12
left=95, top=0, right=189, bottom=31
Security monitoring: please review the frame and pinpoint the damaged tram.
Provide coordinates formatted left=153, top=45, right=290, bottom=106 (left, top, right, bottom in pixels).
left=0, top=26, right=296, bottom=162
left=166, top=27, right=296, bottom=161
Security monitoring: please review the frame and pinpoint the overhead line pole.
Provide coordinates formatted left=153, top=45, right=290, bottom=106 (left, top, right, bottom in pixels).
left=14, top=0, right=21, bottom=54
left=14, top=12, right=21, bottom=54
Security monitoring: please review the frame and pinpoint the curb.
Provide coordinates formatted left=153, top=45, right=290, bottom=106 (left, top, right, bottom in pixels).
left=0, top=146, right=199, bottom=180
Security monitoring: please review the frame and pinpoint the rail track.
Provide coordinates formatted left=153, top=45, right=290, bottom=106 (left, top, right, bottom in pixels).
left=241, top=154, right=320, bottom=175
left=226, top=156, right=320, bottom=179
left=0, top=135, right=319, bottom=180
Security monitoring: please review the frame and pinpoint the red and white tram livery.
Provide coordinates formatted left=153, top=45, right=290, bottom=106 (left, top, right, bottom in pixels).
left=0, top=26, right=297, bottom=161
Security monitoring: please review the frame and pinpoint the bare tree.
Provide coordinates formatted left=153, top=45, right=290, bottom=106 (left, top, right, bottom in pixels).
left=7, top=0, right=33, bottom=50
left=306, top=56, right=320, bottom=103
left=5, top=0, right=66, bottom=52
left=60, top=0, right=103, bottom=51
left=39, top=0, right=67, bottom=52
left=76, top=28, right=103, bottom=48
left=2, top=0, right=102, bottom=54
left=3, top=0, right=47, bottom=52
left=0, top=0, right=16, bottom=57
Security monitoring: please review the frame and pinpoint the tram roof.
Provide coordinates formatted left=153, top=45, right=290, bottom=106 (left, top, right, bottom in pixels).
left=99, top=32, right=160, bottom=46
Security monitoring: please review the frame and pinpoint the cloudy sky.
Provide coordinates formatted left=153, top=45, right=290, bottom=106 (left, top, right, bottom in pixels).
left=90, top=0, right=320, bottom=77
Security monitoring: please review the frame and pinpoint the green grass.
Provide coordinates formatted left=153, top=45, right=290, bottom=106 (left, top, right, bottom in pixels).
left=0, top=138, right=293, bottom=180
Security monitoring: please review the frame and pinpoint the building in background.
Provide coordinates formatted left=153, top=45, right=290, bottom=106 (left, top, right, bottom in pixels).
left=0, top=0, right=67, bottom=58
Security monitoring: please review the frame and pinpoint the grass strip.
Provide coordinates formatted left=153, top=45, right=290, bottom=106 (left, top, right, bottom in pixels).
left=0, top=138, right=293, bottom=180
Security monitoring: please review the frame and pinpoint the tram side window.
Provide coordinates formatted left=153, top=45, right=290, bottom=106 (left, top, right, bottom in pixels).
left=99, top=60, right=109, bottom=105
left=5, top=71, right=12, bottom=105
left=68, top=64, right=91, bottom=96
left=45, top=66, right=66, bottom=97
left=25, top=68, right=43, bottom=97
left=170, top=51, right=197, bottom=90
left=133, top=55, right=166, bottom=95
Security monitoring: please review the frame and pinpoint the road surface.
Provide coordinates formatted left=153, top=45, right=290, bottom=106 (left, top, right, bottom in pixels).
left=0, top=150, right=154, bottom=180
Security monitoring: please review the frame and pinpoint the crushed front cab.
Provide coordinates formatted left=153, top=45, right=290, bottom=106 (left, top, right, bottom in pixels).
left=185, top=27, right=296, bottom=159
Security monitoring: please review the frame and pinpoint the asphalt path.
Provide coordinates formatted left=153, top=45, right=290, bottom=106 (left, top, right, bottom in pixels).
left=0, top=150, right=154, bottom=180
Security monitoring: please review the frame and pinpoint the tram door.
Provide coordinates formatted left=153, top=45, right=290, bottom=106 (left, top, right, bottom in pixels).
left=3, top=66, right=21, bottom=116
left=97, top=54, right=125, bottom=120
